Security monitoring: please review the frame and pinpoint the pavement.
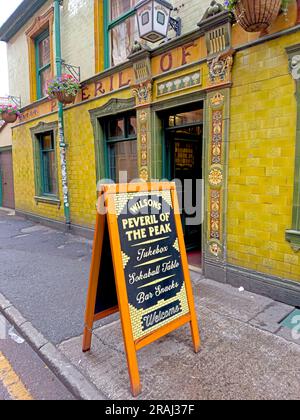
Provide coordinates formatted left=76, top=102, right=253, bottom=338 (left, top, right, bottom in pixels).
left=0, top=209, right=300, bottom=400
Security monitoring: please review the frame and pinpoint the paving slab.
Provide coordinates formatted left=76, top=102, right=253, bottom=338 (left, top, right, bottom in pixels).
left=249, top=302, right=294, bottom=333
left=59, top=306, right=300, bottom=400
left=195, top=278, right=273, bottom=323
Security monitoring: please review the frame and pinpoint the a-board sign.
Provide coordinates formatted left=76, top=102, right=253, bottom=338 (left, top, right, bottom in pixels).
left=83, top=183, right=201, bottom=396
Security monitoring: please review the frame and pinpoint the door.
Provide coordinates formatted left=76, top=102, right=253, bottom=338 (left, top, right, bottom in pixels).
left=163, top=105, right=203, bottom=251
left=0, top=150, right=15, bottom=209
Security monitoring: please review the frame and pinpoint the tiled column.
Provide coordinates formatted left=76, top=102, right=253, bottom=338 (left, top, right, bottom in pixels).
left=129, top=48, right=153, bottom=181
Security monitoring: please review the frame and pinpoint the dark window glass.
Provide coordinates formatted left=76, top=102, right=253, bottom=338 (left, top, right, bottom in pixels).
left=105, top=112, right=138, bottom=182
left=142, top=12, right=150, bottom=25
left=157, top=11, right=165, bottom=25
left=38, top=36, right=50, bottom=67
left=109, top=140, right=138, bottom=183
left=128, top=116, right=137, bottom=137
left=108, top=118, right=125, bottom=139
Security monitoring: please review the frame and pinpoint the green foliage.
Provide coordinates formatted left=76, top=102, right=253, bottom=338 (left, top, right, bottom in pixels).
left=47, top=74, right=80, bottom=98
left=224, top=0, right=291, bottom=14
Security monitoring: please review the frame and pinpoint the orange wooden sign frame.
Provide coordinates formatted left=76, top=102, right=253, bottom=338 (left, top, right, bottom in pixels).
left=83, top=182, right=201, bottom=397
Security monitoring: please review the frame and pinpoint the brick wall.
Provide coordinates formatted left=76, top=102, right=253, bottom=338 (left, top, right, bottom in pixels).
left=61, top=0, right=95, bottom=82
left=172, top=0, right=209, bottom=34
left=171, top=0, right=211, bottom=34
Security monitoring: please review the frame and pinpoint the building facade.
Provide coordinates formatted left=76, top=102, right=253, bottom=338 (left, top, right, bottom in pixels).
left=0, top=122, right=15, bottom=209
left=0, top=0, right=299, bottom=305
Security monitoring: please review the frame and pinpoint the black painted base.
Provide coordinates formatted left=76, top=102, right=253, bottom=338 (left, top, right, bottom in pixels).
left=15, top=210, right=95, bottom=240
left=204, top=259, right=300, bottom=307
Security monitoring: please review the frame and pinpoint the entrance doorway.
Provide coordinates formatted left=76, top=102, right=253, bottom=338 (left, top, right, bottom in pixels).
left=162, top=103, right=203, bottom=267
left=0, top=148, right=15, bottom=209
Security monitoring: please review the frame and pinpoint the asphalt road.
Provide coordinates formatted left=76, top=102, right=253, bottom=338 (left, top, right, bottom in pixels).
left=0, top=315, right=74, bottom=400
left=0, top=210, right=93, bottom=344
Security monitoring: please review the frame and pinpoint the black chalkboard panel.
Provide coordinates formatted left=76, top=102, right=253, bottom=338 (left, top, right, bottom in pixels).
left=115, top=191, right=189, bottom=341
left=94, top=224, right=118, bottom=316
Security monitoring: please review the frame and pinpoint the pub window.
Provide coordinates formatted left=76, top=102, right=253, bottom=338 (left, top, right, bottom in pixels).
left=104, top=0, right=139, bottom=68
left=105, top=113, right=138, bottom=182
left=37, top=132, right=58, bottom=197
left=35, top=30, right=51, bottom=99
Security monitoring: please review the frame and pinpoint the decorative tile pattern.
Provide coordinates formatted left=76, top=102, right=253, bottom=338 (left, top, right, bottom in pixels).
left=129, top=106, right=151, bottom=182
left=209, top=166, right=223, bottom=187
left=208, top=53, right=233, bottom=88
left=132, top=82, right=152, bottom=107
left=207, top=91, right=228, bottom=260
left=210, top=190, right=221, bottom=241
left=157, top=71, right=202, bottom=97
left=211, top=108, right=223, bottom=164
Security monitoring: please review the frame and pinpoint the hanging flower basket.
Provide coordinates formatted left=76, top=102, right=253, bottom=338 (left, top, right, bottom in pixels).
left=224, top=0, right=290, bottom=33
left=0, top=104, right=21, bottom=124
left=47, top=74, right=80, bottom=105
left=1, top=112, right=18, bottom=123
left=55, top=92, right=76, bottom=105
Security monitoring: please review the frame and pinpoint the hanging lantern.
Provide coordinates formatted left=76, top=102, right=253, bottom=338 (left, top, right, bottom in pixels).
left=135, top=0, right=180, bottom=43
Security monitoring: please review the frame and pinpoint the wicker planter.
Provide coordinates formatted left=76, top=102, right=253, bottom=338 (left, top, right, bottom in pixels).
left=0, top=112, right=18, bottom=124
left=234, top=0, right=281, bottom=32
left=55, top=91, right=76, bottom=105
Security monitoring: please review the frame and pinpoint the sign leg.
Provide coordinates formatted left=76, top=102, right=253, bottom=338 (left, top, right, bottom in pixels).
left=82, top=326, right=93, bottom=353
left=190, top=316, right=201, bottom=354
left=125, top=343, right=142, bottom=397
left=82, top=213, right=106, bottom=353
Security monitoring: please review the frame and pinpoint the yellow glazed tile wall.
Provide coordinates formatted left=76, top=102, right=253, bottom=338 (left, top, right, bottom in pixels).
left=63, top=102, right=97, bottom=229
left=228, top=33, right=300, bottom=283
left=12, top=114, right=65, bottom=222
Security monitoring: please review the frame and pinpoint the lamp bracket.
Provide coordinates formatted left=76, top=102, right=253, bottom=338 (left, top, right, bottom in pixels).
left=0, top=95, right=21, bottom=109
left=59, top=60, right=81, bottom=82
left=169, top=17, right=182, bottom=37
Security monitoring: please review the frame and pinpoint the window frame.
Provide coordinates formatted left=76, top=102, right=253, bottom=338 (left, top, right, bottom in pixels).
left=35, top=29, right=51, bottom=100
left=103, top=0, right=137, bottom=69
left=30, top=122, right=60, bottom=206
left=25, top=7, right=54, bottom=103
left=38, top=131, right=57, bottom=197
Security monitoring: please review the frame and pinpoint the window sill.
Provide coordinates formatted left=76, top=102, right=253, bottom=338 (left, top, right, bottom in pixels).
left=34, top=196, right=61, bottom=208
left=286, top=230, right=300, bottom=252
